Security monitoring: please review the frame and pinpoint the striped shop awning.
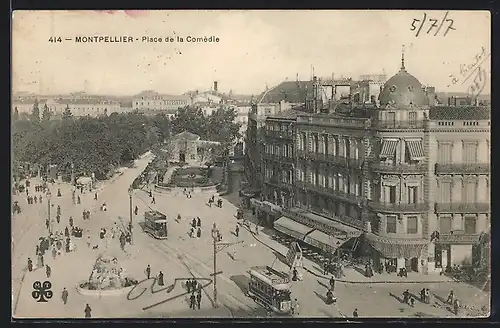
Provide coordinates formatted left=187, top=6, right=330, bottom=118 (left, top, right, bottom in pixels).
left=379, top=140, right=399, bottom=158
left=405, top=140, right=425, bottom=160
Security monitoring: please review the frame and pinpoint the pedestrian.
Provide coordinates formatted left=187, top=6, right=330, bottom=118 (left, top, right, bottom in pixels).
left=189, top=227, right=195, bottom=238
left=191, top=218, right=196, bottom=228
left=134, top=206, right=138, bottom=215
left=186, top=279, right=191, bottom=293
left=196, top=217, right=201, bottom=227
left=46, top=264, right=52, bottom=278
left=446, top=290, right=455, bottom=305
left=196, top=290, right=202, bottom=309
left=94, top=192, right=98, bottom=200
left=52, top=247, right=57, bottom=259
left=157, top=271, right=164, bottom=286
left=57, top=188, right=61, bottom=197
left=425, top=288, right=431, bottom=304
left=292, top=298, right=300, bottom=316
left=330, top=276, right=336, bottom=291
left=39, top=254, right=44, bottom=268
left=197, top=227, right=201, bottom=238
left=77, top=196, right=81, bottom=204
left=61, top=288, right=69, bottom=305
left=27, top=258, right=33, bottom=272
left=39, top=195, right=43, bottom=203
left=410, top=296, right=415, bottom=307
left=208, top=198, right=212, bottom=207
left=56, top=214, right=61, bottom=224
left=84, top=304, right=92, bottom=318
left=69, top=217, right=74, bottom=227
left=145, top=265, right=151, bottom=279
left=34, top=196, right=38, bottom=204
left=36, top=245, right=40, bottom=255
left=235, top=225, right=240, bottom=237
left=57, top=205, right=61, bottom=216
left=192, top=279, right=198, bottom=291
left=453, top=298, right=460, bottom=315
left=190, top=293, right=196, bottom=310
left=65, top=226, right=70, bottom=237
left=353, top=308, right=359, bottom=318
left=403, top=289, right=410, bottom=304
left=152, top=196, right=156, bottom=204
left=149, top=190, right=153, bottom=198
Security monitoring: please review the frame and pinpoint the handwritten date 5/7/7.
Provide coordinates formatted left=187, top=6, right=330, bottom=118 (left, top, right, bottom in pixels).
left=410, top=11, right=456, bottom=37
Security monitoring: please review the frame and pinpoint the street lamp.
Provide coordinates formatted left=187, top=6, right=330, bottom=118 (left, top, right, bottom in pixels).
left=211, top=224, right=220, bottom=308
left=46, top=190, right=52, bottom=234
left=128, top=187, right=134, bottom=244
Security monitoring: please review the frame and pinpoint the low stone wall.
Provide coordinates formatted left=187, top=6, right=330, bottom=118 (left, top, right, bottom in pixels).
left=76, top=281, right=135, bottom=297
left=154, top=183, right=219, bottom=195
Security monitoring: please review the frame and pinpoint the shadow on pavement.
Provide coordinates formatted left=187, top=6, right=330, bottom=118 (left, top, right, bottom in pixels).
left=317, top=279, right=330, bottom=291
left=314, top=291, right=329, bottom=305
left=230, top=275, right=250, bottom=296
left=389, top=291, right=405, bottom=304
left=273, top=251, right=288, bottom=266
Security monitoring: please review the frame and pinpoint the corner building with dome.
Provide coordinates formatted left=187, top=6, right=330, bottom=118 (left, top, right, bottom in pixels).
left=256, top=55, right=490, bottom=276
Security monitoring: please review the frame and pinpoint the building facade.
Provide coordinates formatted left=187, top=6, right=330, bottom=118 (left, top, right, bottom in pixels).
left=132, top=90, right=190, bottom=112
left=254, top=57, right=490, bottom=275
left=12, top=97, right=121, bottom=118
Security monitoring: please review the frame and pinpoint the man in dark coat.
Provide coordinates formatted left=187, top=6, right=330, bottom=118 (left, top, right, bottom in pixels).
left=196, top=228, right=201, bottom=238
left=330, top=276, right=336, bottom=291
left=84, top=304, right=92, bottom=318
left=196, top=217, right=201, bottom=227
left=190, top=293, right=196, bottom=310
left=46, top=264, right=52, bottom=278
left=61, top=288, right=69, bottom=305
left=196, top=290, right=202, bottom=309
left=145, top=265, right=151, bottom=279
left=27, top=258, right=33, bottom=272
left=157, top=271, right=164, bottom=286
left=191, top=218, right=196, bottom=228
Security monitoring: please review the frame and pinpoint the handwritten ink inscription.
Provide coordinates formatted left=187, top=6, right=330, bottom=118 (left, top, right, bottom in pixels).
left=410, top=11, right=456, bottom=37
left=127, top=277, right=213, bottom=311
left=448, top=46, right=490, bottom=100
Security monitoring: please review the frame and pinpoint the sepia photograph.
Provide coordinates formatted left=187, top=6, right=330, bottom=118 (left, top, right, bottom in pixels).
left=11, top=10, right=491, bottom=319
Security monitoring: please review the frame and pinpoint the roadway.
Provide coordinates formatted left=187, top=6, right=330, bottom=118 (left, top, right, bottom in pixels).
left=13, top=154, right=490, bottom=318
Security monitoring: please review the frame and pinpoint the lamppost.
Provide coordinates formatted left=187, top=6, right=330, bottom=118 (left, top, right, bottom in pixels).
left=46, top=189, right=52, bottom=234
left=210, top=223, right=244, bottom=309
left=211, top=224, right=220, bottom=308
left=128, top=187, right=134, bottom=244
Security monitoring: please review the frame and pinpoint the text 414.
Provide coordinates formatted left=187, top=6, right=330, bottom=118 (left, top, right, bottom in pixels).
left=410, top=11, right=456, bottom=37
left=48, top=37, right=63, bottom=43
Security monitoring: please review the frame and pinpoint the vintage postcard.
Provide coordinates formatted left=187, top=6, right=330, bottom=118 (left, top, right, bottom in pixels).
left=11, top=10, right=491, bottom=319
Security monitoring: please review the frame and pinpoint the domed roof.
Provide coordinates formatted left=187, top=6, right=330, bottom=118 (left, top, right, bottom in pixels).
left=379, top=56, right=428, bottom=108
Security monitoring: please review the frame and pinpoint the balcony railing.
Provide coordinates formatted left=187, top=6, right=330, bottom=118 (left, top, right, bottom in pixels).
left=372, top=120, right=426, bottom=130
left=295, top=181, right=364, bottom=204
left=436, top=233, right=481, bottom=245
left=298, top=151, right=364, bottom=168
left=265, top=130, right=294, bottom=139
left=435, top=163, right=490, bottom=175
left=369, top=201, right=430, bottom=213
left=434, top=202, right=490, bottom=213
left=370, top=162, right=427, bottom=173
left=262, top=153, right=294, bottom=164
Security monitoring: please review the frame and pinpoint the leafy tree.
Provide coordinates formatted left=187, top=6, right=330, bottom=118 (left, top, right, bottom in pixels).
left=42, top=104, right=51, bottom=121
left=171, top=106, right=207, bottom=137
left=31, top=99, right=40, bottom=122
left=62, top=105, right=73, bottom=121
left=13, top=107, right=19, bottom=121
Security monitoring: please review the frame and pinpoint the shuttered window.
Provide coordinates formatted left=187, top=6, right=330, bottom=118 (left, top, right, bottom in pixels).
left=408, top=186, right=418, bottom=204
left=463, top=142, right=478, bottom=164
left=463, top=180, right=476, bottom=203
left=386, top=216, right=397, bottom=233
left=440, top=181, right=452, bottom=203
left=323, top=136, right=329, bottom=154
left=439, top=216, right=452, bottom=234
left=464, top=216, right=477, bottom=234
left=407, top=216, right=418, bottom=234
left=437, top=142, right=452, bottom=164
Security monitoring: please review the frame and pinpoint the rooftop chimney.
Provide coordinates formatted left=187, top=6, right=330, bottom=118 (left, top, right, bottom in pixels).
left=213, top=81, right=218, bottom=92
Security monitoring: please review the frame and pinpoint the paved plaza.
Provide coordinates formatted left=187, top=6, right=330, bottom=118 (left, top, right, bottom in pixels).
left=12, top=155, right=490, bottom=319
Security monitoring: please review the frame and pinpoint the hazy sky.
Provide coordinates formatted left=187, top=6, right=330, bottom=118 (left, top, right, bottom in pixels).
left=12, top=10, right=491, bottom=96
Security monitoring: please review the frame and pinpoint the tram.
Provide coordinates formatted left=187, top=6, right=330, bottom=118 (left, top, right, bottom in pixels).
left=247, top=266, right=292, bottom=314
left=143, top=210, right=168, bottom=239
